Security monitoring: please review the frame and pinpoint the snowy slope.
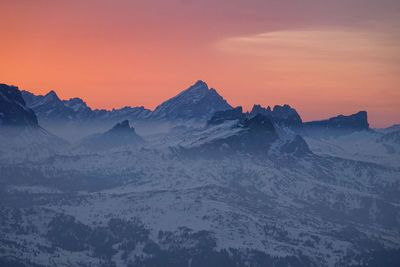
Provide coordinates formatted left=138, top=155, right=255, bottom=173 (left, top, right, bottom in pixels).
left=1, top=82, right=400, bottom=267
left=304, top=130, right=400, bottom=168
left=1, top=147, right=399, bottom=266
left=150, top=80, right=232, bottom=121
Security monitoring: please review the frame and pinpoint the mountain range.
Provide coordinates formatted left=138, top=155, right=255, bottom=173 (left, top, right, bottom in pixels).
left=0, top=80, right=390, bottom=164
left=21, top=80, right=231, bottom=124
left=20, top=80, right=369, bottom=137
left=22, top=90, right=151, bottom=124
left=1, top=81, right=399, bottom=267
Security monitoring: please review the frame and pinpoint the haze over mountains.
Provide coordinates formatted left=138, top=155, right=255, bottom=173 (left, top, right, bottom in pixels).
left=1, top=81, right=400, bottom=267
left=0, top=84, right=67, bottom=156
left=20, top=80, right=371, bottom=140
left=21, top=80, right=233, bottom=124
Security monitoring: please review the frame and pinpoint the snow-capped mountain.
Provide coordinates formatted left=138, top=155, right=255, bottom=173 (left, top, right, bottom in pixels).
left=21, top=81, right=231, bottom=141
left=22, top=80, right=232, bottom=125
left=22, top=90, right=80, bottom=121
left=22, top=90, right=152, bottom=124
left=179, top=113, right=278, bottom=156
left=22, top=90, right=152, bottom=142
left=150, top=80, right=232, bottom=120
left=1, top=81, right=400, bottom=267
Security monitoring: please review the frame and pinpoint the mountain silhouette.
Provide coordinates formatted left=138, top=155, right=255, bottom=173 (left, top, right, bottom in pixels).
left=78, top=120, right=144, bottom=151
left=150, top=80, right=232, bottom=120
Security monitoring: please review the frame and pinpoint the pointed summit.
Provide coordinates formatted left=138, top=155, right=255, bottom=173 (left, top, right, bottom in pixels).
left=151, top=80, right=232, bottom=121
left=193, top=80, right=208, bottom=87
left=44, top=90, right=61, bottom=101
left=22, top=89, right=76, bottom=122
left=175, top=80, right=209, bottom=98
left=37, top=90, right=63, bottom=107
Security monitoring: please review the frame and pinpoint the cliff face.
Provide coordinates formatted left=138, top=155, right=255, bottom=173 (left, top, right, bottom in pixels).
left=304, top=111, right=369, bottom=131
left=0, top=84, right=38, bottom=127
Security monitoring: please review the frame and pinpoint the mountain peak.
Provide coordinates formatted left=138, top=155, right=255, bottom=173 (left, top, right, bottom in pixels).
left=44, top=90, right=61, bottom=102
left=151, top=81, right=232, bottom=120
left=79, top=120, right=143, bottom=151
left=193, top=80, right=208, bottom=88
left=46, top=90, right=58, bottom=96
left=183, top=80, right=209, bottom=95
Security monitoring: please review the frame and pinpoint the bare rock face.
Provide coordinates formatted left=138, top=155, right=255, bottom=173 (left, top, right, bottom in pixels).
left=304, top=111, right=369, bottom=131
left=208, top=106, right=245, bottom=125
left=250, top=104, right=303, bottom=127
left=0, top=84, right=38, bottom=127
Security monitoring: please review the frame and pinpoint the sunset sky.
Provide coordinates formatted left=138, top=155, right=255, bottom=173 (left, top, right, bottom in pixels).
left=1, top=0, right=399, bottom=127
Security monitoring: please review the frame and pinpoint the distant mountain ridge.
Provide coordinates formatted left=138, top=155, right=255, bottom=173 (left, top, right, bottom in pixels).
left=22, top=90, right=151, bottom=124
left=21, top=80, right=231, bottom=125
left=17, top=80, right=372, bottom=134
left=304, top=111, right=369, bottom=133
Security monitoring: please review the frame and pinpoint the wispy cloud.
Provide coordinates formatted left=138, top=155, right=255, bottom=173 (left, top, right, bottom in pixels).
left=216, top=27, right=400, bottom=65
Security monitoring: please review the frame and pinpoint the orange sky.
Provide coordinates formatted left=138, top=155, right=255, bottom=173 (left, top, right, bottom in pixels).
left=1, top=0, right=399, bottom=127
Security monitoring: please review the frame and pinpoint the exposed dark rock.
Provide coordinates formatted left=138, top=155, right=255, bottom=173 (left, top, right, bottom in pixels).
left=250, top=104, right=302, bottom=127
left=0, top=84, right=38, bottom=127
left=304, top=111, right=369, bottom=132
left=208, top=106, right=245, bottom=125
